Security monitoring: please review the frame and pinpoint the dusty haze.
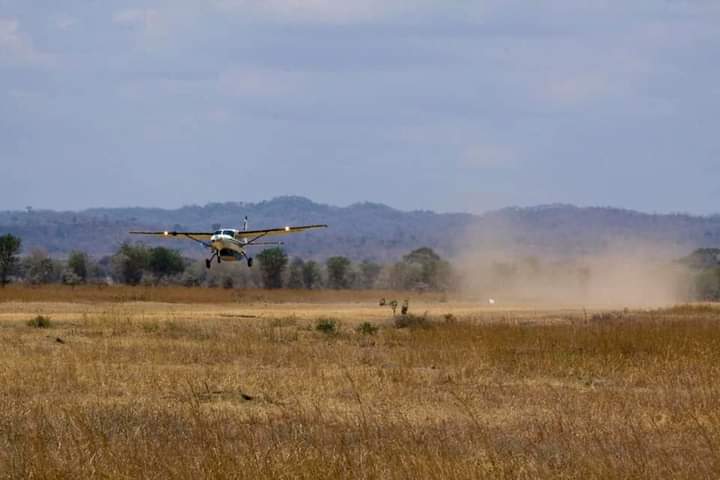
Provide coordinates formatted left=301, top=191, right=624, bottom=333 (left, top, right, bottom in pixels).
left=455, top=221, right=692, bottom=307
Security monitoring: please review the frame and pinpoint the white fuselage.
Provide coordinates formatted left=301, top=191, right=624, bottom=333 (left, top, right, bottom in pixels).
left=210, top=229, right=247, bottom=258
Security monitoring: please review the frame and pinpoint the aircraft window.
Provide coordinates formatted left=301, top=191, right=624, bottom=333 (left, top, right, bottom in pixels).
left=214, top=230, right=222, bottom=235
left=223, top=230, right=235, bottom=236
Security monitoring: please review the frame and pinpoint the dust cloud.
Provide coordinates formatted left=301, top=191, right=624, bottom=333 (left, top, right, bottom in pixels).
left=454, top=220, right=693, bottom=308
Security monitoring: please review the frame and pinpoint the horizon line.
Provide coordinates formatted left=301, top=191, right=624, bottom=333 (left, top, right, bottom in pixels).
left=1, top=195, right=718, bottom=219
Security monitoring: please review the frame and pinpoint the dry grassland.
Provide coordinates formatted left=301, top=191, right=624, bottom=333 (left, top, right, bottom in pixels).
left=1, top=286, right=719, bottom=478
left=0, top=285, right=449, bottom=305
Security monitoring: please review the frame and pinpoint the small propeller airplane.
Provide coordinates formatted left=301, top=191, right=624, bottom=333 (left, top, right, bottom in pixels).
left=130, top=217, right=327, bottom=269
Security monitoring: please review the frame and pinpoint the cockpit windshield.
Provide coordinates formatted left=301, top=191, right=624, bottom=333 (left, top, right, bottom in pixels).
left=222, top=230, right=235, bottom=237
left=213, top=230, right=222, bottom=236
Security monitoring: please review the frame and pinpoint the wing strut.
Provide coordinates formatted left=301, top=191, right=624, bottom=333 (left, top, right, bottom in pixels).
left=245, top=231, right=270, bottom=246
left=184, top=234, right=211, bottom=248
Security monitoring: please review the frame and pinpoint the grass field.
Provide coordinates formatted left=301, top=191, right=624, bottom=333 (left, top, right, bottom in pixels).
left=1, top=286, right=719, bottom=478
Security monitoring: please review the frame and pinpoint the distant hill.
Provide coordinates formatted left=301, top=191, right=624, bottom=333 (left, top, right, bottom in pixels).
left=1, top=197, right=719, bottom=260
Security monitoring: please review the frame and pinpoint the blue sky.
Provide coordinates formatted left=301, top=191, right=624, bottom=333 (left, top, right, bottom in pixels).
left=1, top=0, right=719, bottom=214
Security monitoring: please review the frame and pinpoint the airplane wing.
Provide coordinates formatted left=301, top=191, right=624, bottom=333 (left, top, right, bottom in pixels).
left=239, top=224, right=328, bottom=241
left=129, top=231, right=214, bottom=241
left=128, top=224, right=328, bottom=244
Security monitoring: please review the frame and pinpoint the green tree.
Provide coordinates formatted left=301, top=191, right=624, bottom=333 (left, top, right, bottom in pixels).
left=302, top=260, right=321, bottom=289
left=395, top=247, right=452, bottom=291
left=148, top=247, right=185, bottom=280
left=67, top=250, right=89, bottom=282
left=61, top=269, right=82, bottom=287
left=181, top=261, right=207, bottom=287
left=0, top=234, right=21, bottom=287
left=358, top=260, right=382, bottom=289
left=389, top=261, right=422, bottom=290
left=326, top=256, right=352, bottom=289
left=683, top=248, right=720, bottom=269
left=256, top=247, right=288, bottom=289
left=287, top=258, right=305, bottom=289
left=22, top=249, right=62, bottom=285
left=111, top=243, right=150, bottom=285
left=694, top=268, right=720, bottom=301
left=682, top=249, right=720, bottom=301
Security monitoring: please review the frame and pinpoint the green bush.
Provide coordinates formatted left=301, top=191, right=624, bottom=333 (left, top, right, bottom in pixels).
left=27, top=315, right=52, bottom=328
left=315, top=318, right=338, bottom=335
left=356, top=322, right=379, bottom=335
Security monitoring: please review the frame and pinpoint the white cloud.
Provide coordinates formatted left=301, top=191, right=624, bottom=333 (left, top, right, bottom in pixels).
left=111, top=7, right=188, bottom=50
left=486, top=31, right=661, bottom=110
left=217, top=67, right=306, bottom=97
left=0, top=17, right=53, bottom=68
left=541, top=72, right=617, bottom=107
left=461, top=144, right=518, bottom=169
left=211, top=0, right=442, bottom=24
left=112, top=8, right=164, bottom=34
left=53, top=14, right=78, bottom=31
left=8, top=89, right=43, bottom=101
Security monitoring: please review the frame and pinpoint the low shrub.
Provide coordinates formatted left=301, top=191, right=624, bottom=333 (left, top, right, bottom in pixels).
left=394, top=314, right=430, bottom=329
left=356, top=322, right=379, bottom=335
left=315, top=318, right=338, bottom=335
left=27, top=315, right=52, bottom=328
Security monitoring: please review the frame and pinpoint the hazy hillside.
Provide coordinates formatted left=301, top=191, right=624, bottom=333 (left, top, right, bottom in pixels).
left=1, top=197, right=719, bottom=260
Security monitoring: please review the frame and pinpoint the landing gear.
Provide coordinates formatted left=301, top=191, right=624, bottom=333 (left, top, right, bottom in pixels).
left=239, top=251, right=253, bottom=268
left=206, top=251, right=218, bottom=269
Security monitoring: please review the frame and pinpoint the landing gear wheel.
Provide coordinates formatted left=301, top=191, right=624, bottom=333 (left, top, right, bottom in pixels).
left=247, top=257, right=253, bottom=268
left=217, top=255, right=221, bottom=264
left=205, top=259, right=211, bottom=269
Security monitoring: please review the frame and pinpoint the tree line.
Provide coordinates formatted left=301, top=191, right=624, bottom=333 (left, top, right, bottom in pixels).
left=7, top=228, right=715, bottom=299
left=0, top=234, right=454, bottom=291
left=682, top=248, right=720, bottom=300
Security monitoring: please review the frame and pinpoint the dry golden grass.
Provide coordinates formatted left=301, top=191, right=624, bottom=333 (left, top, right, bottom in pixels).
left=0, top=284, right=449, bottom=305
left=0, top=288, right=719, bottom=478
